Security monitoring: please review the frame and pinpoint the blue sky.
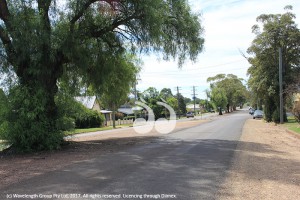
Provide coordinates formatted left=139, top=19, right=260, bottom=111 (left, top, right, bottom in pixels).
left=137, top=0, right=300, bottom=99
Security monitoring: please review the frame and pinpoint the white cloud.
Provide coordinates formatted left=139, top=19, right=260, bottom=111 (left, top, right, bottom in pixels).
left=137, top=0, right=300, bottom=99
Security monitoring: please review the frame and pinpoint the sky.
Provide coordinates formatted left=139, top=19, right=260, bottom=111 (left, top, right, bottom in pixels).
left=137, top=0, right=300, bottom=99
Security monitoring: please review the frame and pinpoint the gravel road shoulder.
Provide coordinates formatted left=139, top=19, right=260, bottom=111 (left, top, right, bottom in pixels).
left=217, top=119, right=300, bottom=200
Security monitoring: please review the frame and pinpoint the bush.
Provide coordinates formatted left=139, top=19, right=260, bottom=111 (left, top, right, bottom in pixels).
left=56, top=116, right=75, bottom=131
left=75, top=109, right=104, bottom=129
left=115, top=112, right=124, bottom=120
left=55, top=94, right=105, bottom=129
left=3, top=86, right=63, bottom=152
left=272, top=108, right=280, bottom=123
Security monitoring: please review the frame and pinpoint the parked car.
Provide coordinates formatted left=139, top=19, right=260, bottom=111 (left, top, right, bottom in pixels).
left=249, top=108, right=255, bottom=115
left=186, top=112, right=194, bottom=118
left=253, top=110, right=264, bottom=119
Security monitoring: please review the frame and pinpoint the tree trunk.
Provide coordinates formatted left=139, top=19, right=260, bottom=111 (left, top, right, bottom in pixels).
left=219, top=107, right=223, bottom=115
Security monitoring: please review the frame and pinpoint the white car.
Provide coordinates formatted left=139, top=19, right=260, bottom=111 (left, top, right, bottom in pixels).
left=186, top=112, right=194, bottom=118
left=253, top=110, right=264, bottom=119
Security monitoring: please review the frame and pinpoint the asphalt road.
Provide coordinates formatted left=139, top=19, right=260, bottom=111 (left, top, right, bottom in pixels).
left=1, top=110, right=251, bottom=200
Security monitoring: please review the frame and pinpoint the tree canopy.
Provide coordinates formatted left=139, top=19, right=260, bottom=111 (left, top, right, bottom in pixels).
left=207, top=74, right=247, bottom=112
left=246, top=6, right=300, bottom=122
left=0, top=0, right=205, bottom=151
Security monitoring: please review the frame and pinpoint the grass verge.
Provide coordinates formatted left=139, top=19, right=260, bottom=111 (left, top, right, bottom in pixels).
left=285, top=116, right=300, bottom=134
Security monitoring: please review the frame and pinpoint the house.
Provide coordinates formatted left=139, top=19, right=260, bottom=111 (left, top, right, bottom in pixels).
left=186, top=104, right=201, bottom=113
left=118, top=104, right=143, bottom=116
left=75, top=96, right=112, bottom=123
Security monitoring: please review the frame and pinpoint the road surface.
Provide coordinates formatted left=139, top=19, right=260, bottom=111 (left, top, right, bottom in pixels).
left=1, top=110, right=251, bottom=200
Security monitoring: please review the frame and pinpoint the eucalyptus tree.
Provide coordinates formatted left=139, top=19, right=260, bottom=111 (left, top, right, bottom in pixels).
left=0, top=0, right=204, bottom=151
left=210, top=87, right=227, bottom=115
left=207, top=74, right=247, bottom=112
left=246, top=6, right=300, bottom=122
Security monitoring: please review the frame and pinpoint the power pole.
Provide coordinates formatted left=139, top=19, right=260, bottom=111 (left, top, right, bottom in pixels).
left=279, top=48, right=284, bottom=124
left=134, top=78, right=141, bottom=101
left=176, top=86, right=181, bottom=119
left=192, top=86, right=198, bottom=115
left=134, top=78, right=141, bottom=120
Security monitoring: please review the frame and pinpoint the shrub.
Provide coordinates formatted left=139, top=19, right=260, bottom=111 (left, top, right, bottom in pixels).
left=55, top=94, right=105, bottom=129
left=75, top=109, right=104, bottom=128
left=272, top=108, right=280, bottom=123
left=3, top=86, right=63, bottom=152
left=115, top=112, right=124, bottom=120
left=56, top=116, right=75, bottom=131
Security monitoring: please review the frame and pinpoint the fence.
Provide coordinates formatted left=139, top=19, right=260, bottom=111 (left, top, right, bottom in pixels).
left=106, top=119, right=134, bottom=126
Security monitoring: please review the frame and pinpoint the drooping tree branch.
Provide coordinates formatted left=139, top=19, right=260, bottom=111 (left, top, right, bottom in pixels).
left=70, top=0, right=120, bottom=28
left=90, top=14, right=142, bottom=38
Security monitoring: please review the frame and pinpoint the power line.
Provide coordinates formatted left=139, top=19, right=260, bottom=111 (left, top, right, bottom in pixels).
left=142, top=67, right=248, bottom=77
left=143, top=59, right=246, bottom=74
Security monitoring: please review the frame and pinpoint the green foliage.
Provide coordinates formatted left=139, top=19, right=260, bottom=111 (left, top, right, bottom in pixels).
left=0, top=0, right=204, bottom=151
left=55, top=94, right=105, bottom=129
left=2, top=86, right=63, bottom=152
left=247, top=6, right=300, bottom=122
left=177, top=94, right=187, bottom=115
left=0, top=89, right=8, bottom=124
left=140, top=87, right=182, bottom=119
left=272, top=108, right=280, bottom=123
left=207, top=74, right=247, bottom=111
left=56, top=116, right=75, bottom=132
left=210, top=87, right=228, bottom=115
left=98, top=53, right=139, bottom=128
left=75, top=109, right=104, bottom=129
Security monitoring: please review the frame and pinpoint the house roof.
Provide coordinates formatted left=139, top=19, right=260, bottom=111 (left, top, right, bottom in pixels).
left=118, top=108, right=134, bottom=115
left=75, top=96, right=96, bottom=109
left=186, top=104, right=200, bottom=109
left=100, top=110, right=112, bottom=114
left=118, top=106, right=143, bottom=115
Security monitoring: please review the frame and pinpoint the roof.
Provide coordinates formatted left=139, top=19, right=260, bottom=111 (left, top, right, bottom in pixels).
left=118, top=108, right=134, bottom=115
left=100, top=110, right=112, bottom=114
left=75, top=96, right=96, bottom=109
left=186, top=104, right=200, bottom=109
left=118, top=106, right=143, bottom=115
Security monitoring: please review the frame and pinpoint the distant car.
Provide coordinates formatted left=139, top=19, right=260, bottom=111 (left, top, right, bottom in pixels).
left=253, top=110, right=264, bottom=119
left=249, top=108, right=255, bottom=115
left=186, top=112, right=194, bottom=118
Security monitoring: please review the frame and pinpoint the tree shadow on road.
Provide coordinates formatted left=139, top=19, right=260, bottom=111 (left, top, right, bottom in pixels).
left=1, top=138, right=299, bottom=200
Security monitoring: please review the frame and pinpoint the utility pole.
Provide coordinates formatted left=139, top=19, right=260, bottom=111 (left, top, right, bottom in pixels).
left=134, top=78, right=141, bottom=101
left=279, top=48, right=284, bottom=124
left=192, top=86, right=198, bottom=115
left=134, top=78, right=141, bottom=120
left=176, top=86, right=181, bottom=118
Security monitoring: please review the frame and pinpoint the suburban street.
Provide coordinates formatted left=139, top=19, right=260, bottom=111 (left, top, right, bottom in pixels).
left=0, top=110, right=251, bottom=200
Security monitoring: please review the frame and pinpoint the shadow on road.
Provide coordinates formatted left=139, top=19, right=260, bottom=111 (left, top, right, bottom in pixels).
left=1, top=138, right=299, bottom=200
